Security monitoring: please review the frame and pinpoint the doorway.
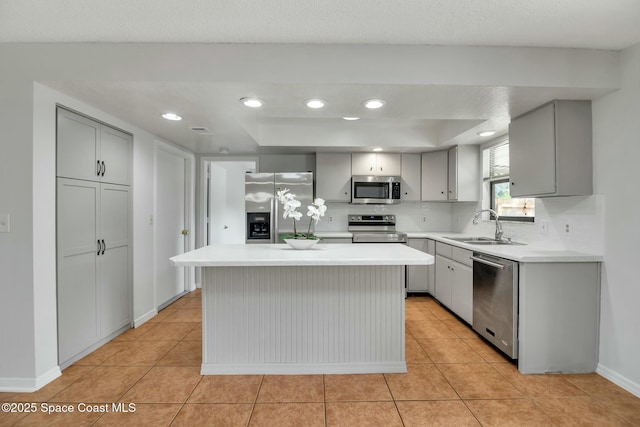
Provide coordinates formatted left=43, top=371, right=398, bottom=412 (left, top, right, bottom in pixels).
left=203, top=159, right=257, bottom=245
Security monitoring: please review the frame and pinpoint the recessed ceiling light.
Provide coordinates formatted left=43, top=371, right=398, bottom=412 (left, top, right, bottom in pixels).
left=343, top=117, right=360, bottom=121
left=363, top=99, right=386, bottom=109
left=305, top=99, right=326, bottom=109
left=240, top=97, right=263, bottom=108
left=162, top=113, right=182, bottom=121
left=372, top=148, right=383, bottom=152
left=477, top=130, right=497, bottom=137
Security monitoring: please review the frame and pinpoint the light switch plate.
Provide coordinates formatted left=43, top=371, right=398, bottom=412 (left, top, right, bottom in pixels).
left=0, top=213, right=10, bottom=233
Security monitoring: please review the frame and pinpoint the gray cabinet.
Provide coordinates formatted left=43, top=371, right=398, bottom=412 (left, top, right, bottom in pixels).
left=407, top=238, right=435, bottom=293
left=421, top=151, right=448, bottom=201
left=56, top=107, right=132, bottom=367
left=316, top=153, right=351, bottom=202
left=509, top=100, right=592, bottom=197
left=401, top=154, right=421, bottom=201
left=421, top=146, right=479, bottom=202
left=57, top=108, right=132, bottom=185
left=352, top=153, right=401, bottom=176
left=447, top=145, right=480, bottom=202
left=434, top=242, right=473, bottom=324
left=57, top=179, right=131, bottom=365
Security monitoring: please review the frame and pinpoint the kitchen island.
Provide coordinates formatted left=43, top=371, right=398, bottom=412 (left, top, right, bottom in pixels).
left=171, top=243, right=433, bottom=375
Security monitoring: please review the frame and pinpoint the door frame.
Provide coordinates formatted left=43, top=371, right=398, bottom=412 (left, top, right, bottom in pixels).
left=154, top=140, right=196, bottom=306
left=197, top=156, right=259, bottom=248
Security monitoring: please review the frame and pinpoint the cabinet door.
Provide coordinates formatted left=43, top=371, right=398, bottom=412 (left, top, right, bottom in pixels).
left=451, top=260, right=473, bottom=324
left=57, top=178, right=100, bottom=364
left=377, top=153, right=401, bottom=176
left=99, top=184, right=131, bottom=337
left=435, top=254, right=452, bottom=308
left=509, top=102, right=556, bottom=197
left=421, top=151, right=448, bottom=201
left=401, top=154, right=420, bottom=201
left=100, top=126, right=132, bottom=185
left=407, top=239, right=429, bottom=292
left=447, top=146, right=458, bottom=200
left=57, top=108, right=101, bottom=182
left=316, top=153, right=351, bottom=202
left=351, top=153, right=376, bottom=175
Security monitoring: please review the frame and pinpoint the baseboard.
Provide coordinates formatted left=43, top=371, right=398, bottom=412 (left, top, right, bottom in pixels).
left=0, top=366, right=61, bottom=393
left=134, top=308, right=157, bottom=327
left=200, top=362, right=407, bottom=375
left=597, top=363, right=640, bottom=398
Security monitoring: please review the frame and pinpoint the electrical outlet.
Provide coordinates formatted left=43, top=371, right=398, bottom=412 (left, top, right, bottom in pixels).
left=0, top=213, right=10, bottom=233
left=422, top=216, right=427, bottom=222
left=564, top=223, right=571, bottom=235
left=329, top=216, right=333, bottom=222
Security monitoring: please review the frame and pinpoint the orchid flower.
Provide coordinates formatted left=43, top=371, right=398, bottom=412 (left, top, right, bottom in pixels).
left=276, top=190, right=328, bottom=240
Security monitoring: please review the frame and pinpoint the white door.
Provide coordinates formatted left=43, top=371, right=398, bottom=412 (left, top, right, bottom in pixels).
left=156, top=147, right=187, bottom=309
left=208, top=161, right=256, bottom=244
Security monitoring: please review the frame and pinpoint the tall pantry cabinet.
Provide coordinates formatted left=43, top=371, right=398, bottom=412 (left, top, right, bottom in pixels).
left=56, top=108, right=132, bottom=367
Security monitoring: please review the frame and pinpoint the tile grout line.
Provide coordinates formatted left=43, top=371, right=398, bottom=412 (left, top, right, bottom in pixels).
left=246, top=375, right=265, bottom=426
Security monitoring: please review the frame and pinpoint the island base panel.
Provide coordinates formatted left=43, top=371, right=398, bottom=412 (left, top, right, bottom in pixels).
left=201, top=265, right=406, bottom=375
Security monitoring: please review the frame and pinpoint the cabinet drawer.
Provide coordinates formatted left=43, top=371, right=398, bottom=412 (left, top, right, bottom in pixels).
left=452, top=246, right=473, bottom=267
left=436, top=242, right=452, bottom=258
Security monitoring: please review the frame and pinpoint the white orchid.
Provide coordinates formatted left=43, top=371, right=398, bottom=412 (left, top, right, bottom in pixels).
left=307, top=198, right=327, bottom=223
left=275, top=189, right=328, bottom=240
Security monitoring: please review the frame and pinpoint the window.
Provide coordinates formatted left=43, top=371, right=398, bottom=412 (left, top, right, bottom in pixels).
left=483, top=140, right=535, bottom=222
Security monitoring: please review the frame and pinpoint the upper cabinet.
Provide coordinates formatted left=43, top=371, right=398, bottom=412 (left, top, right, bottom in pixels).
left=421, top=150, right=448, bottom=201
left=400, top=154, right=421, bottom=201
left=509, top=100, right=592, bottom=198
left=421, top=146, right=479, bottom=202
left=316, top=153, right=352, bottom=202
left=57, top=108, right=132, bottom=186
left=352, top=153, right=401, bottom=176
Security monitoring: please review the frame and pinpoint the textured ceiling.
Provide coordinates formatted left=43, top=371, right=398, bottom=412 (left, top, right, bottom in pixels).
left=2, top=0, right=640, bottom=49
left=2, top=1, right=637, bottom=154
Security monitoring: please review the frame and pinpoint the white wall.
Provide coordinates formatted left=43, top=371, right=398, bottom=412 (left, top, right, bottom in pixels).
left=0, top=82, right=187, bottom=390
left=592, top=41, right=640, bottom=395
left=0, top=80, right=38, bottom=387
left=451, top=195, right=605, bottom=254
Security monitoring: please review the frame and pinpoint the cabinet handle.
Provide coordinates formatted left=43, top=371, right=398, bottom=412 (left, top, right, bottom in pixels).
left=380, top=167, right=383, bottom=172
left=441, top=191, right=444, bottom=194
left=511, top=182, right=515, bottom=186
left=101, top=161, right=106, bottom=176
left=97, top=160, right=101, bottom=176
left=101, top=239, right=106, bottom=255
left=370, top=166, right=373, bottom=171
left=97, top=240, right=101, bottom=255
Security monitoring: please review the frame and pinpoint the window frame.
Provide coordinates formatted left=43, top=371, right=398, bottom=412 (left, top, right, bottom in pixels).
left=489, top=177, right=535, bottom=223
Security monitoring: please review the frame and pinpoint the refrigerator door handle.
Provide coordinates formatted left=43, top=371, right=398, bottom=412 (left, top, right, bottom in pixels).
left=272, top=196, right=277, bottom=243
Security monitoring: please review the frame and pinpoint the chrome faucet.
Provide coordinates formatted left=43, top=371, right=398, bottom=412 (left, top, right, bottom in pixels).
left=473, top=209, right=503, bottom=241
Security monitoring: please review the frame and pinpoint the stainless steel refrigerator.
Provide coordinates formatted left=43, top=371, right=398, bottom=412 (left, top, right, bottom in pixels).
left=245, top=172, right=314, bottom=243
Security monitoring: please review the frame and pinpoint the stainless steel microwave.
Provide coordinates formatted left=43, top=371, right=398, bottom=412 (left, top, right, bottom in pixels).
left=351, top=175, right=401, bottom=204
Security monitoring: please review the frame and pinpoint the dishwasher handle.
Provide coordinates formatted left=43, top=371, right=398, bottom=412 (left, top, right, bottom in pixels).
left=470, top=255, right=507, bottom=270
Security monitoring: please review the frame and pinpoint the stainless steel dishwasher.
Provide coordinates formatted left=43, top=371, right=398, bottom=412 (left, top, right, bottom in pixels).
left=471, top=253, right=519, bottom=359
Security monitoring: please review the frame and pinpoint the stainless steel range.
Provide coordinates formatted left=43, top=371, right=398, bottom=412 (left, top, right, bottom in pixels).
left=348, top=214, right=407, bottom=243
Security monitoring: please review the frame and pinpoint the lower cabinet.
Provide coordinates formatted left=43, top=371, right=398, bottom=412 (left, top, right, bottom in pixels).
left=407, top=238, right=435, bottom=293
left=434, top=242, right=473, bottom=324
left=57, top=178, right=131, bottom=366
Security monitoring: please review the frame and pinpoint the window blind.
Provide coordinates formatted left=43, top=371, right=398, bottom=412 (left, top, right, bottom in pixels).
left=488, top=142, right=509, bottom=179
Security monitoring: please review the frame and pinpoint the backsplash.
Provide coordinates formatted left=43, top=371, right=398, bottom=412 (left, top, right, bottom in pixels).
left=314, top=202, right=453, bottom=232
left=451, top=195, right=604, bottom=254
left=314, top=196, right=604, bottom=255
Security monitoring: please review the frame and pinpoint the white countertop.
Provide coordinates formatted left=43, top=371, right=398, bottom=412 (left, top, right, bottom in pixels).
left=405, top=232, right=603, bottom=263
left=315, top=232, right=353, bottom=238
left=171, top=243, right=434, bottom=267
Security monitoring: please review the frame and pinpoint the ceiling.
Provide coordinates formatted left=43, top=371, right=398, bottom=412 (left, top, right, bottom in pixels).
left=3, top=0, right=640, bottom=155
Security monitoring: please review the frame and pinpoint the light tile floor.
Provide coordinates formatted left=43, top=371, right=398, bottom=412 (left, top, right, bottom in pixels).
left=2, top=292, right=640, bottom=426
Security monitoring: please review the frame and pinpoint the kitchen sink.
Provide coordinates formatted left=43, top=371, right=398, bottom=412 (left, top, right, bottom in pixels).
left=443, top=236, right=526, bottom=246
